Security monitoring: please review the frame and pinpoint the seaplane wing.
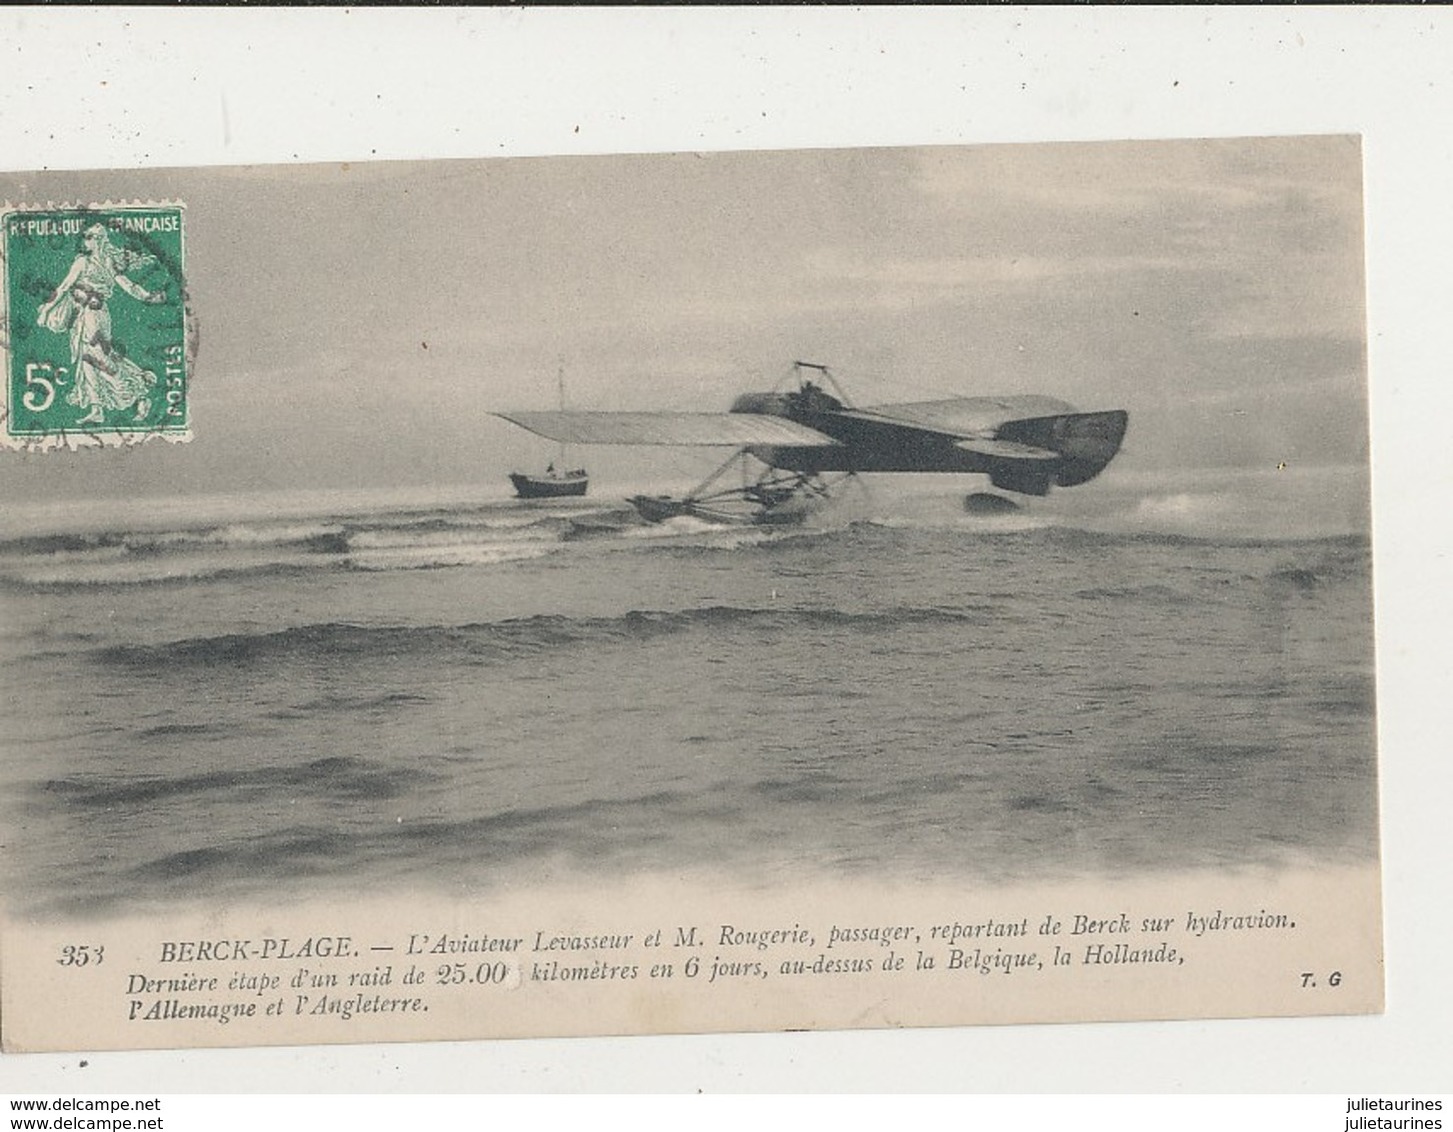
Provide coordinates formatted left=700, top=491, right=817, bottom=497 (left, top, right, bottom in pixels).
left=840, top=395, right=1078, bottom=439
left=496, top=411, right=841, bottom=448
left=953, top=437, right=1060, bottom=461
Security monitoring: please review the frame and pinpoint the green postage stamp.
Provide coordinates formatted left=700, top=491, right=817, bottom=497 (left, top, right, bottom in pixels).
left=2, top=203, right=189, bottom=449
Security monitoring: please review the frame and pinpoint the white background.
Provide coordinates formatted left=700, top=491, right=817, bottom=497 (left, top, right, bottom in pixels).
left=0, top=7, right=1448, bottom=1093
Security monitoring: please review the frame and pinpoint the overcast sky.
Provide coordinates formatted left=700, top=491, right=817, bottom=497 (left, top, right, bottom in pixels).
left=1, top=135, right=1367, bottom=502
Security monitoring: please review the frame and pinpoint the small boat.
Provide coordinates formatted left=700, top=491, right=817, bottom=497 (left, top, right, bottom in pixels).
left=509, top=363, right=588, bottom=499
left=510, top=466, right=589, bottom=499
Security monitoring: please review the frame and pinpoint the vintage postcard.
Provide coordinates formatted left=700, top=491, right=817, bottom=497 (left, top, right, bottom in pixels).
left=0, top=138, right=1380, bottom=1053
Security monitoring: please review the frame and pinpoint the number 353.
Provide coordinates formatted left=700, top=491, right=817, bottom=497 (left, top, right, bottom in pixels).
left=56, top=944, right=104, bottom=968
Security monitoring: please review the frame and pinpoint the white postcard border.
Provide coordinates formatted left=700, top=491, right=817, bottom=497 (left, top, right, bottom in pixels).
left=0, top=7, right=1446, bottom=1094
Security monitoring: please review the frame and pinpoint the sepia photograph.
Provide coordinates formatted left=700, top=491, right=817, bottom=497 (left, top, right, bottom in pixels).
left=0, top=135, right=1383, bottom=1053
left=8, top=3, right=1453, bottom=1100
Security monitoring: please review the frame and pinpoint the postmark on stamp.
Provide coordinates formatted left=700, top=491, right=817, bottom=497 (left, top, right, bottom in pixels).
left=2, top=203, right=189, bottom=449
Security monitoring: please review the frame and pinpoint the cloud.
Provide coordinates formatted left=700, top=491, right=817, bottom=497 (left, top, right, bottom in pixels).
left=804, top=247, right=1186, bottom=295
left=0, top=138, right=1371, bottom=501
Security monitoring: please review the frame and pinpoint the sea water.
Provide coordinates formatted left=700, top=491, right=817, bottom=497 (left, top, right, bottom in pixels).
left=0, top=471, right=1378, bottom=918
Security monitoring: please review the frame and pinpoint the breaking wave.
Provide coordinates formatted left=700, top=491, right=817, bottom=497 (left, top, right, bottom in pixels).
left=38, top=755, right=435, bottom=810
left=92, top=604, right=997, bottom=673
left=0, top=504, right=586, bottom=588
left=0, top=486, right=1370, bottom=591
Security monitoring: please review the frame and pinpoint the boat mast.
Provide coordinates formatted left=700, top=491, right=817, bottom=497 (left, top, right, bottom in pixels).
left=555, top=361, right=568, bottom=470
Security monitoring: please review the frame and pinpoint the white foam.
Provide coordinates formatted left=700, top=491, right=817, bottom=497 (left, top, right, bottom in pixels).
left=348, top=526, right=558, bottom=551
left=206, top=522, right=346, bottom=546
left=344, top=543, right=557, bottom=572
left=6, top=549, right=325, bottom=587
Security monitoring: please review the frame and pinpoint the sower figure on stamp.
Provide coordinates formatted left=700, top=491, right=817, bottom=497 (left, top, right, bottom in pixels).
left=36, top=223, right=166, bottom=425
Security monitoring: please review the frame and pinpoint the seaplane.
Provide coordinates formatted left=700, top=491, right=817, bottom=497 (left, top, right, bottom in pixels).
left=496, top=362, right=1128, bottom=525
